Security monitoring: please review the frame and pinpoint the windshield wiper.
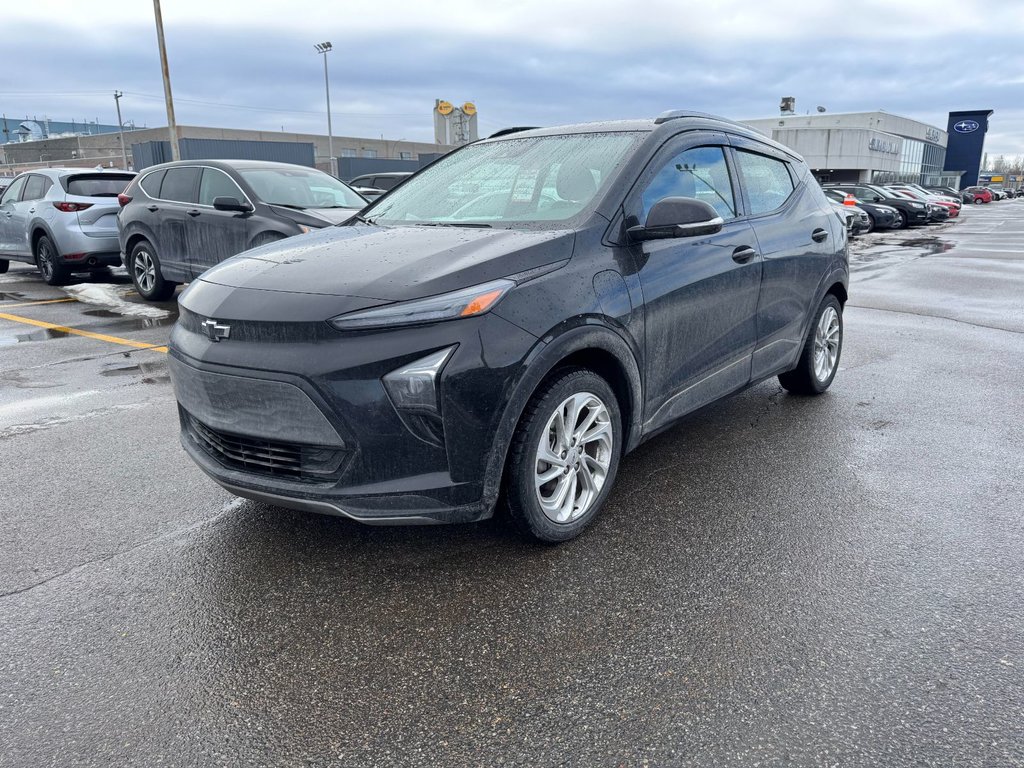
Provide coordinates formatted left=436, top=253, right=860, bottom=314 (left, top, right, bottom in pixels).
left=415, top=221, right=493, bottom=228
left=269, top=203, right=307, bottom=210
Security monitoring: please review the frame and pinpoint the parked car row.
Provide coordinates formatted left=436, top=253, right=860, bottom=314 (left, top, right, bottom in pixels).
left=821, top=182, right=960, bottom=232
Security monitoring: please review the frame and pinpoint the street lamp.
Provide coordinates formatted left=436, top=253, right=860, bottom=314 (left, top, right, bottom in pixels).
left=113, top=90, right=129, bottom=169
left=314, top=42, right=334, bottom=169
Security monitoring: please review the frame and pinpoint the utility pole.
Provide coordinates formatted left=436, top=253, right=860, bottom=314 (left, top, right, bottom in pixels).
left=152, top=0, right=180, bottom=160
left=113, top=91, right=129, bottom=170
left=314, top=42, right=334, bottom=170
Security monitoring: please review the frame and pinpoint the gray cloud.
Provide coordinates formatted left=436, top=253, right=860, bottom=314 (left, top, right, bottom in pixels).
left=2, top=6, right=1023, bottom=159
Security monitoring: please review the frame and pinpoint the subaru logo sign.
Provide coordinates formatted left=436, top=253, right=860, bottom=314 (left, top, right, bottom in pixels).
left=954, top=120, right=980, bottom=134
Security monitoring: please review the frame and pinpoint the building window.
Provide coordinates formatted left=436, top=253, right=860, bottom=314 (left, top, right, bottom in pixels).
left=340, top=149, right=357, bottom=158
left=399, top=151, right=414, bottom=160
left=362, top=149, right=378, bottom=159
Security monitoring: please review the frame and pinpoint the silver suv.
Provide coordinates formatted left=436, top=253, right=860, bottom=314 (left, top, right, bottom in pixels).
left=0, top=168, right=135, bottom=284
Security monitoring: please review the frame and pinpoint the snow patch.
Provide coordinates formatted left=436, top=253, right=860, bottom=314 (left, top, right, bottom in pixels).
left=61, top=284, right=171, bottom=319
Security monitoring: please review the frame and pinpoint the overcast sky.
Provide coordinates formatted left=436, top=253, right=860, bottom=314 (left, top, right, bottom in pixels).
left=2, top=1, right=1023, bottom=158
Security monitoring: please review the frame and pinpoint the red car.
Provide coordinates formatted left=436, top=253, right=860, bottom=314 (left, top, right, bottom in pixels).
left=964, top=187, right=993, bottom=204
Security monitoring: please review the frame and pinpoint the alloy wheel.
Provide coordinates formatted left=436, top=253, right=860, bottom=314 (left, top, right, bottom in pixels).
left=813, top=306, right=841, bottom=382
left=37, top=242, right=54, bottom=280
left=534, top=392, right=613, bottom=524
left=134, top=249, right=157, bottom=294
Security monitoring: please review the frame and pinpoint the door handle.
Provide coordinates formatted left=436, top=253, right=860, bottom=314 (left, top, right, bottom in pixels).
left=28, top=208, right=35, bottom=214
left=812, top=228, right=829, bottom=243
left=3, top=212, right=11, bottom=217
left=732, top=246, right=758, bottom=264
left=186, top=209, right=201, bottom=217
left=146, top=205, right=159, bottom=212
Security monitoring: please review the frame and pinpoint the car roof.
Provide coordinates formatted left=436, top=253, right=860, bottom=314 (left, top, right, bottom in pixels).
left=141, top=159, right=321, bottom=173
left=475, top=110, right=802, bottom=161
left=14, top=167, right=134, bottom=180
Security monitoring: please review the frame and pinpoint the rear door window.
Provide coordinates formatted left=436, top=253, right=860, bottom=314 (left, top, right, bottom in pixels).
left=198, top=168, right=246, bottom=206
left=22, top=175, right=49, bottom=201
left=65, top=174, right=134, bottom=197
left=159, top=167, right=200, bottom=203
left=735, top=151, right=795, bottom=215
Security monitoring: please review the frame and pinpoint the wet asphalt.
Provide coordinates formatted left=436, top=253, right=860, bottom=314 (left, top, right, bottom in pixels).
left=1, top=204, right=1022, bottom=767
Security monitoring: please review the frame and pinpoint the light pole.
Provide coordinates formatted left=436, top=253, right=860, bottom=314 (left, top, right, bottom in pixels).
left=152, top=0, right=180, bottom=161
left=113, top=90, right=129, bottom=169
left=314, top=42, right=334, bottom=169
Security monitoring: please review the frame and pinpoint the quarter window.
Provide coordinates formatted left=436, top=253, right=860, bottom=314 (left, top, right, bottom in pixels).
left=736, top=151, right=794, bottom=214
left=140, top=170, right=165, bottom=197
left=642, top=146, right=736, bottom=221
left=198, top=169, right=245, bottom=206
left=159, top=167, right=200, bottom=203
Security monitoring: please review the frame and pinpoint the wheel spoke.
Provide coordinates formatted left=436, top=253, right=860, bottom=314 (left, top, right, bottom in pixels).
left=538, top=442, right=566, bottom=468
left=535, top=464, right=564, bottom=488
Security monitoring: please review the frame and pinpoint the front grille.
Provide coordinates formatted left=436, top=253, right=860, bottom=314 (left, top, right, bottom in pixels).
left=184, top=412, right=345, bottom=482
left=177, top=307, right=336, bottom=343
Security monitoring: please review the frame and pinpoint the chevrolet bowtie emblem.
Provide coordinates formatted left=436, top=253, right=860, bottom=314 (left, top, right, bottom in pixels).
left=201, top=319, right=231, bottom=342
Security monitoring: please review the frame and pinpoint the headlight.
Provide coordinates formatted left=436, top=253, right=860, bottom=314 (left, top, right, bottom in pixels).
left=329, top=279, right=514, bottom=331
left=909, top=202, right=925, bottom=209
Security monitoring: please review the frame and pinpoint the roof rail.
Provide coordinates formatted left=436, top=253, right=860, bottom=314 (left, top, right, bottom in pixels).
left=488, top=126, right=541, bottom=138
left=654, top=109, right=744, bottom=127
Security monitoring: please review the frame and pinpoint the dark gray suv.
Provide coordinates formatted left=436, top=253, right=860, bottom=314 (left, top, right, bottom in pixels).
left=168, top=111, right=848, bottom=542
left=117, top=160, right=366, bottom=300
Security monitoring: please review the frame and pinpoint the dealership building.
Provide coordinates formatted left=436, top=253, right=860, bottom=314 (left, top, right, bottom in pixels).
left=742, top=110, right=963, bottom=188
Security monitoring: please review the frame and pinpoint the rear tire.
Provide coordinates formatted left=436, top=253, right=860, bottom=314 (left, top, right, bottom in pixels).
left=130, top=240, right=177, bottom=301
left=779, top=295, right=843, bottom=396
left=35, top=235, right=70, bottom=286
left=504, top=368, right=623, bottom=543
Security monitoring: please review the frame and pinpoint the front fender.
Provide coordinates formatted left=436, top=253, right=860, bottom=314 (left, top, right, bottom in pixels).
left=478, top=320, right=644, bottom=516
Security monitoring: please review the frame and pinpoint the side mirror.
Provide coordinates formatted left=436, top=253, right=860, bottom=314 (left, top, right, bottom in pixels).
left=627, top=197, right=724, bottom=242
left=213, top=196, right=253, bottom=213
left=873, top=196, right=884, bottom=203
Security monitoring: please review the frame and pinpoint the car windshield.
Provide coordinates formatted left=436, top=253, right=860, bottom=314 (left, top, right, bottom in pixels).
left=239, top=168, right=365, bottom=209
left=366, top=132, right=643, bottom=227
left=891, top=188, right=927, bottom=200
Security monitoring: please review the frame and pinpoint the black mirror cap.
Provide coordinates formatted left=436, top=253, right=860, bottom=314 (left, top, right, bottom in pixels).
left=628, top=196, right=724, bottom=241
left=213, top=196, right=254, bottom=212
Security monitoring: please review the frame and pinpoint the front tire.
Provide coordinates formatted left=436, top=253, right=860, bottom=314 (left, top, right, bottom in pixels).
left=35, top=235, right=70, bottom=286
left=0, top=258, right=8, bottom=274
left=779, top=295, right=843, bottom=395
left=895, top=210, right=909, bottom=229
left=130, top=240, right=177, bottom=301
left=504, top=368, right=623, bottom=543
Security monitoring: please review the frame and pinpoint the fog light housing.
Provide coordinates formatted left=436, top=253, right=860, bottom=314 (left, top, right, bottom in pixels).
left=383, top=346, right=456, bottom=415
left=383, top=346, right=456, bottom=447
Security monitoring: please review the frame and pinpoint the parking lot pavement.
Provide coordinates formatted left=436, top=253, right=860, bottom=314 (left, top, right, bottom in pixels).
left=2, top=205, right=1023, bottom=766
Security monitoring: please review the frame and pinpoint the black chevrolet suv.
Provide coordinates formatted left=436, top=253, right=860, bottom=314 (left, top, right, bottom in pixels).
left=167, top=111, right=849, bottom=542
left=822, top=182, right=930, bottom=228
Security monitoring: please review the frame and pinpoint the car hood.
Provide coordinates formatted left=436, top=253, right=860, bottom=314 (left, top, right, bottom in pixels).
left=197, top=223, right=574, bottom=302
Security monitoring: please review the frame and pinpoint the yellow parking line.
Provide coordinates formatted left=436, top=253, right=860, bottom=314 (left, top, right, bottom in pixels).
left=0, top=298, right=78, bottom=309
left=0, top=311, right=168, bottom=353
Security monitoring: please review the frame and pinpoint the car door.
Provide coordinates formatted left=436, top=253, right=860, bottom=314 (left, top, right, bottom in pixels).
left=0, top=176, right=28, bottom=254
left=626, top=136, right=762, bottom=431
left=153, top=166, right=200, bottom=278
left=729, top=137, right=836, bottom=380
left=7, top=175, right=49, bottom=256
left=186, top=167, right=251, bottom=277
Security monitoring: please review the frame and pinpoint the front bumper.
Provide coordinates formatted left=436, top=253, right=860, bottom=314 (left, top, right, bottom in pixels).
left=167, top=301, right=539, bottom=525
